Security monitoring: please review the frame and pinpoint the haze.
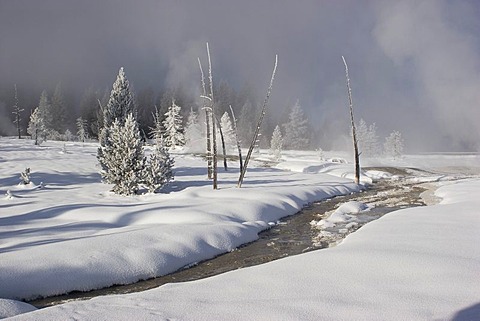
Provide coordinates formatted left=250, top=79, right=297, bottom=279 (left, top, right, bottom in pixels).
left=1, top=0, right=479, bottom=152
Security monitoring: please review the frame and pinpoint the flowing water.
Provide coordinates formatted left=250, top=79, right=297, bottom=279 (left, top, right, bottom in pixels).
left=28, top=167, right=435, bottom=308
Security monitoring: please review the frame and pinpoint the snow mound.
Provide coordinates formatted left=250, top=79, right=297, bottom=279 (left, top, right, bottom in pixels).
left=316, top=201, right=371, bottom=227
left=0, top=299, right=36, bottom=319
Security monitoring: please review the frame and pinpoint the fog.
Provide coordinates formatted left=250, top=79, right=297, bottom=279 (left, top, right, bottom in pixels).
left=1, top=0, right=479, bottom=151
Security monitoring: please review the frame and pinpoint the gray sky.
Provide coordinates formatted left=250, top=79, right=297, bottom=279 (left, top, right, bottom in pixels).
left=1, top=0, right=479, bottom=151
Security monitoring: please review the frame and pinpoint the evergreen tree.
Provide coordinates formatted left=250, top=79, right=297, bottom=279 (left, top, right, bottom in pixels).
left=162, top=99, right=185, bottom=149
left=50, top=83, right=67, bottom=133
left=220, top=112, right=235, bottom=152
left=37, top=90, right=52, bottom=134
left=98, top=67, right=144, bottom=195
left=384, top=130, right=404, bottom=159
left=237, top=100, right=256, bottom=148
left=76, top=117, right=88, bottom=142
left=143, top=135, right=174, bottom=193
left=12, top=84, right=24, bottom=139
left=270, top=125, right=283, bottom=161
left=184, top=107, right=203, bottom=152
left=356, top=119, right=380, bottom=157
left=27, top=107, right=45, bottom=145
left=103, top=67, right=136, bottom=130
left=282, top=100, right=309, bottom=150
left=98, top=114, right=145, bottom=195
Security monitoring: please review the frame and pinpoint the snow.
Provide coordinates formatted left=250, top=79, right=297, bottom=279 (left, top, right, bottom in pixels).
left=7, top=177, right=480, bottom=321
left=315, top=200, right=371, bottom=228
left=1, top=137, right=479, bottom=320
left=0, top=300, right=36, bottom=319
left=0, top=138, right=359, bottom=302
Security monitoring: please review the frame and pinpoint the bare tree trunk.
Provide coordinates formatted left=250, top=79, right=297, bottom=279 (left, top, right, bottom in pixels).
left=215, top=115, right=228, bottom=171
left=342, top=56, right=360, bottom=184
left=207, top=43, right=218, bottom=189
left=198, top=58, right=213, bottom=179
left=238, top=55, right=278, bottom=188
left=229, top=105, right=243, bottom=173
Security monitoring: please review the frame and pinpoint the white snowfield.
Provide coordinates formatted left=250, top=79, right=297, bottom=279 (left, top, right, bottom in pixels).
left=1, top=138, right=479, bottom=320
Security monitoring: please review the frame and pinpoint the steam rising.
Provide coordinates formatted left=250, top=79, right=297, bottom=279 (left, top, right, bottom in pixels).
left=0, top=0, right=479, bottom=151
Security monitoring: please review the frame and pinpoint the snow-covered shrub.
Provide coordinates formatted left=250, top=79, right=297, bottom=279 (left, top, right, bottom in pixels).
left=27, top=108, right=46, bottom=145
left=20, top=168, right=31, bottom=185
left=143, top=136, right=174, bottom=193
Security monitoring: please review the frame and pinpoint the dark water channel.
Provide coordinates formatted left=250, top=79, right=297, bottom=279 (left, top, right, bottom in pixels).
left=29, top=167, right=428, bottom=308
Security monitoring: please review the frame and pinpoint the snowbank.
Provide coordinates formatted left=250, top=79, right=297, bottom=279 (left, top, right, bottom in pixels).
left=9, top=178, right=480, bottom=321
left=0, top=300, right=36, bottom=319
left=0, top=138, right=359, bottom=301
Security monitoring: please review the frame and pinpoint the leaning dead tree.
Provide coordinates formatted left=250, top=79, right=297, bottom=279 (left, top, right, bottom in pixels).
left=229, top=105, right=243, bottom=173
left=198, top=57, right=213, bottom=179
left=342, top=56, right=360, bottom=184
left=237, top=54, right=278, bottom=188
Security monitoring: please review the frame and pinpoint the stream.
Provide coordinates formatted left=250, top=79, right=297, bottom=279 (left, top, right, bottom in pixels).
left=28, top=167, right=436, bottom=308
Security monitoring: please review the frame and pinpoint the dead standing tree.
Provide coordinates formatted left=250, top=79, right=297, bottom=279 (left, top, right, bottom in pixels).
left=198, top=57, right=213, bottom=179
left=198, top=43, right=218, bottom=189
left=342, top=56, right=360, bottom=184
left=237, top=55, right=278, bottom=188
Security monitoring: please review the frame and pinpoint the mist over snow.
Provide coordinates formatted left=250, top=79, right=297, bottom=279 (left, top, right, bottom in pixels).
left=1, top=0, right=479, bottom=151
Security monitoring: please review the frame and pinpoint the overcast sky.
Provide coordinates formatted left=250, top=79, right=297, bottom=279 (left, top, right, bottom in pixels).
left=1, top=0, right=479, bottom=151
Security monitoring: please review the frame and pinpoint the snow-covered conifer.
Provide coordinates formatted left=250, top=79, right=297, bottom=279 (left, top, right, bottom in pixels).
left=102, top=67, right=136, bottom=129
left=64, top=129, right=74, bottom=142
left=76, top=117, right=88, bottom=142
left=51, top=83, right=67, bottom=133
left=184, top=107, right=203, bottom=152
left=356, top=119, right=380, bottom=157
left=270, top=125, right=283, bottom=161
left=27, top=107, right=46, bottom=145
left=98, top=113, right=145, bottom=195
left=384, top=130, right=404, bottom=159
left=220, top=112, right=235, bottom=152
left=282, top=100, right=309, bottom=150
left=12, top=84, right=24, bottom=139
left=37, top=90, right=52, bottom=133
left=162, top=99, right=185, bottom=149
left=143, top=135, right=174, bottom=193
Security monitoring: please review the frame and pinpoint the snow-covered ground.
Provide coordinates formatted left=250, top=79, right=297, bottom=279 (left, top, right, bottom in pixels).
left=1, top=137, right=479, bottom=320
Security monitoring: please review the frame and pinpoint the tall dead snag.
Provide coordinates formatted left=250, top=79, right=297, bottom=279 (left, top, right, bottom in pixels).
left=342, top=56, right=360, bottom=184
left=237, top=55, right=278, bottom=188
left=207, top=43, right=218, bottom=189
left=229, top=105, right=243, bottom=173
left=198, top=57, right=213, bottom=179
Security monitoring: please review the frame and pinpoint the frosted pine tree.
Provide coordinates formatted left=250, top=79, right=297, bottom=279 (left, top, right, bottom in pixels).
left=143, top=135, right=174, bottom=193
left=356, top=119, right=380, bottom=157
left=36, top=90, right=53, bottom=139
left=50, top=83, right=67, bottom=133
left=162, top=99, right=185, bottom=149
left=76, top=117, right=88, bottom=142
left=184, top=107, right=203, bottom=152
left=220, top=112, right=235, bottom=153
left=384, top=130, right=404, bottom=159
left=12, top=84, right=24, bottom=139
left=98, top=114, right=145, bottom=195
left=27, top=107, right=46, bottom=145
left=282, top=100, right=309, bottom=150
left=270, top=125, right=283, bottom=161
left=102, top=67, right=135, bottom=130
